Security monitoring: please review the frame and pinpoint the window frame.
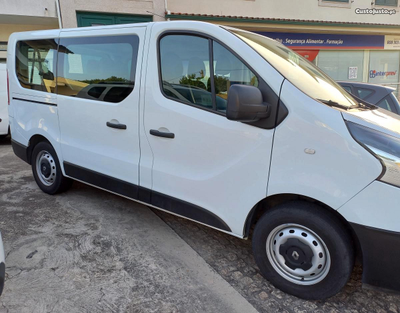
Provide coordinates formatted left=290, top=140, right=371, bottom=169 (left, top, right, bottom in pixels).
left=374, top=0, right=398, bottom=7
left=157, top=30, right=262, bottom=116
left=318, top=0, right=351, bottom=8
left=56, top=34, right=139, bottom=103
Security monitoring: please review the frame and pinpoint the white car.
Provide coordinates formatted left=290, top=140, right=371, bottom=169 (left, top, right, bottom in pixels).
left=7, top=21, right=400, bottom=300
left=0, top=63, right=9, bottom=138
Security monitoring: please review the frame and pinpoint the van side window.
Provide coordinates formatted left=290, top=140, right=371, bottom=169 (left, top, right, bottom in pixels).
left=212, top=42, right=258, bottom=112
left=57, top=35, right=139, bottom=103
left=159, top=35, right=259, bottom=113
left=16, top=39, right=58, bottom=93
left=160, top=35, right=213, bottom=109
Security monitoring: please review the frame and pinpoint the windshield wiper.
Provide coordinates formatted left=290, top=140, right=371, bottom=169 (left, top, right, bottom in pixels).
left=317, top=99, right=350, bottom=110
left=348, top=94, right=378, bottom=110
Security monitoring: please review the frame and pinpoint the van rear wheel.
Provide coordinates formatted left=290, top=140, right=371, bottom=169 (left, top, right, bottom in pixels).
left=252, top=201, right=354, bottom=300
left=31, top=142, right=72, bottom=194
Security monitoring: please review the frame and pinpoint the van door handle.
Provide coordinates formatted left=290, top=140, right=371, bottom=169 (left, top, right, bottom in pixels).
left=150, top=129, right=175, bottom=139
left=107, top=121, right=127, bottom=130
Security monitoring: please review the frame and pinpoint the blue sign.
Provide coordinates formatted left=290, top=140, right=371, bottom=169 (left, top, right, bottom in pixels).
left=257, top=32, right=385, bottom=49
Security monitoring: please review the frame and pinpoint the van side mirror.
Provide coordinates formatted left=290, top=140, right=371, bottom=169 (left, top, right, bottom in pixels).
left=226, top=85, right=270, bottom=122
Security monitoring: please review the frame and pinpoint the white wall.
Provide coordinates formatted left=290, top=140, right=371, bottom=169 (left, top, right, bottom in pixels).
left=0, top=0, right=58, bottom=18
left=167, top=0, right=400, bottom=25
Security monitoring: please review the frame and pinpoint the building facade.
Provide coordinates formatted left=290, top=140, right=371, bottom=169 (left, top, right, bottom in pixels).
left=58, top=0, right=165, bottom=28
left=1, top=0, right=399, bottom=96
left=166, top=0, right=400, bottom=97
left=0, top=0, right=59, bottom=62
left=0, top=0, right=165, bottom=63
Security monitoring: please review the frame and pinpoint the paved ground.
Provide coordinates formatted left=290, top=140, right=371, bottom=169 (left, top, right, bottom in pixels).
left=1, top=139, right=400, bottom=312
left=0, top=139, right=256, bottom=313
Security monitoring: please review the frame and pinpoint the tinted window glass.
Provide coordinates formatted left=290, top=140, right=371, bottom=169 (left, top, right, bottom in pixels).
left=16, top=39, right=58, bottom=93
left=57, top=35, right=138, bottom=103
left=377, top=96, right=393, bottom=112
left=356, top=88, right=373, bottom=99
left=341, top=86, right=352, bottom=93
left=213, top=42, right=258, bottom=112
left=160, top=35, right=213, bottom=109
left=230, top=29, right=358, bottom=108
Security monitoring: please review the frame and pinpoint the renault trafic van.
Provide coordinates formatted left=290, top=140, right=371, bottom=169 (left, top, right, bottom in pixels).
left=7, top=21, right=400, bottom=300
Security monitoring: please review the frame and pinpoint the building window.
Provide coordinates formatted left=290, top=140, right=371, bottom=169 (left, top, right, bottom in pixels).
left=375, top=0, right=398, bottom=6
left=76, top=12, right=152, bottom=27
left=368, top=51, right=400, bottom=85
left=319, top=0, right=351, bottom=8
left=57, top=35, right=139, bottom=103
left=317, top=51, right=364, bottom=82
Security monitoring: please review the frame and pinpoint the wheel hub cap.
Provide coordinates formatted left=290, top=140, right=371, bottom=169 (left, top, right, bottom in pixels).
left=279, top=238, right=313, bottom=271
left=266, top=224, right=331, bottom=286
left=36, top=150, right=56, bottom=187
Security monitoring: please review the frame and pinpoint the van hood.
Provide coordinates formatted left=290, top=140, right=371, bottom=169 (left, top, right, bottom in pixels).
left=342, top=108, right=400, bottom=139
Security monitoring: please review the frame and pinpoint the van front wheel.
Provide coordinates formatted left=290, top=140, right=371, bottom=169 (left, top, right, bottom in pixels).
left=31, top=142, right=72, bottom=194
left=252, top=201, right=354, bottom=300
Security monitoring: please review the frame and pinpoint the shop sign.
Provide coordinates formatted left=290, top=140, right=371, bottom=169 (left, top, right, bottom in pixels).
left=369, top=70, right=397, bottom=79
left=385, top=36, right=400, bottom=50
left=257, top=32, right=385, bottom=50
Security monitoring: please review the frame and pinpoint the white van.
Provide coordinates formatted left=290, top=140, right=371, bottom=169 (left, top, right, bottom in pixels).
left=0, top=63, right=9, bottom=138
left=7, top=21, right=400, bottom=300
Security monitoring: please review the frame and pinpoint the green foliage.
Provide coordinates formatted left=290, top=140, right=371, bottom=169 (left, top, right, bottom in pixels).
left=81, top=76, right=132, bottom=85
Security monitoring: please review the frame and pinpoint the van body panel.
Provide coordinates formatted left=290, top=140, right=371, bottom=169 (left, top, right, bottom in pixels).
left=138, top=23, right=154, bottom=192
left=0, top=64, right=8, bottom=135
left=142, top=22, right=285, bottom=236
left=338, top=181, right=400, bottom=232
left=338, top=181, right=400, bottom=291
left=268, top=80, right=383, bottom=209
left=7, top=30, right=62, bottom=161
left=57, top=27, right=146, bottom=185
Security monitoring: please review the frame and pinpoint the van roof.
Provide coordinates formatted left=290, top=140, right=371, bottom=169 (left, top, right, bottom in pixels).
left=12, top=20, right=219, bottom=36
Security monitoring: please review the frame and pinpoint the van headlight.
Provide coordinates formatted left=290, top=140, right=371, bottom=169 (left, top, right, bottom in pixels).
left=346, top=121, right=400, bottom=188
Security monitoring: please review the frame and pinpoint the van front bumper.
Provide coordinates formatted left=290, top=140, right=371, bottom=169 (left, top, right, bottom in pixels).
left=338, top=181, right=400, bottom=291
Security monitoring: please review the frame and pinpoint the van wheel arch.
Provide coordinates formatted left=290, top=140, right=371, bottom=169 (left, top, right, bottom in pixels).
left=244, top=194, right=362, bottom=262
left=27, top=135, right=52, bottom=165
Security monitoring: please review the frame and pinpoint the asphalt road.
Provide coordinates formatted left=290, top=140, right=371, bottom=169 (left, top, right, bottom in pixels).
left=1, top=138, right=400, bottom=312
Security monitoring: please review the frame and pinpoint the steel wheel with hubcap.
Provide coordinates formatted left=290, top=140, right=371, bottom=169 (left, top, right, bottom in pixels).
left=252, top=201, right=354, bottom=300
left=266, top=223, right=330, bottom=286
left=36, top=150, right=57, bottom=187
left=31, top=141, right=72, bottom=194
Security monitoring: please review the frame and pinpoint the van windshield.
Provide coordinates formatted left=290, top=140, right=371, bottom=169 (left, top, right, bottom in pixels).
left=228, top=28, right=358, bottom=108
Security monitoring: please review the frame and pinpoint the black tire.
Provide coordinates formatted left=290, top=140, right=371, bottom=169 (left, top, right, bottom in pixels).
left=31, top=141, right=72, bottom=194
left=0, top=127, right=10, bottom=140
left=252, top=201, right=354, bottom=300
